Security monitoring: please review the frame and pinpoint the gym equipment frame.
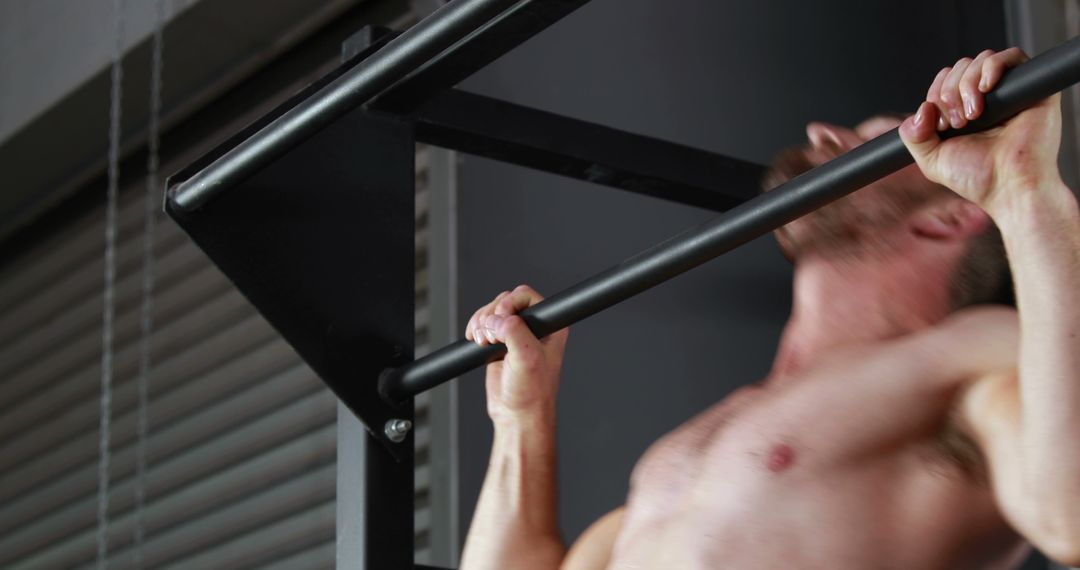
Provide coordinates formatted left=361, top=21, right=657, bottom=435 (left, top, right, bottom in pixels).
left=165, top=1, right=1080, bottom=568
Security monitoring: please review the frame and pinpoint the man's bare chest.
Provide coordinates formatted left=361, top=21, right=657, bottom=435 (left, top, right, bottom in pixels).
left=624, top=356, right=995, bottom=526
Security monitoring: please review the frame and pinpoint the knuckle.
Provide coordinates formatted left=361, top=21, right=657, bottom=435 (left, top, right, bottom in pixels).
left=502, top=314, right=522, bottom=329
left=512, top=317, right=536, bottom=339
left=515, top=284, right=543, bottom=301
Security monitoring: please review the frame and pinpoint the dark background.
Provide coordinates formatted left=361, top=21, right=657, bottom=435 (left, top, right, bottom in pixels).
left=455, top=0, right=1007, bottom=545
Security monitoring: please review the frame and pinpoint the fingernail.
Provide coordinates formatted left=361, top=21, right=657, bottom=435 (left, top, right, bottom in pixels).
left=913, top=105, right=925, bottom=127
left=979, top=75, right=989, bottom=92
left=484, top=329, right=496, bottom=343
left=963, top=95, right=975, bottom=119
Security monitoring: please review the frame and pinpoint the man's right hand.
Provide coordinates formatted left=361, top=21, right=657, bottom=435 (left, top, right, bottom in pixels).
left=465, top=284, right=569, bottom=426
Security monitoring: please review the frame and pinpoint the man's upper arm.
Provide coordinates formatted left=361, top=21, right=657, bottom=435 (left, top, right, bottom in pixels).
left=560, top=507, right=626, bottom=570
left=947, top=309, right=1045, bottom=542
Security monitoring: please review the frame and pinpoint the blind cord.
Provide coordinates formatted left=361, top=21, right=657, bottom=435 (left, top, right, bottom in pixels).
left=133, top=1, right=166, bottom=567
left=98, top=0, right=126, bottom=567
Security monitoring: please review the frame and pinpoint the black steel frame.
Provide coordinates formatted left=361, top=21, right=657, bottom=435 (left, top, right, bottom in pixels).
left=164, top=1, right=1080, bottom=567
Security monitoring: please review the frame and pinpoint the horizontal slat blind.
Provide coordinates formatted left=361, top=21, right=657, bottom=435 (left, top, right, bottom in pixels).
left=0, top=179, right=339, bottom=569
left=0, top=140, right=437, bottom=569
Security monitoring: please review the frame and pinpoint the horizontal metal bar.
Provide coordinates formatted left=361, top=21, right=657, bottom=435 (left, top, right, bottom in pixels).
left=414, top=89, right=763, bottom=211
left=369, top=0, right=590, bottom=114
left=169, top=0, right=523, bottom=211
left=379, top=35, right=1080, bottom=404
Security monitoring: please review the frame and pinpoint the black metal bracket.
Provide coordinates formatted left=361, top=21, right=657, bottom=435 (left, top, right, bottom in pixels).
left=165, top=108, right=418, bottom=459
left=412, top=88, right=764, bottom=212
left=166, top=25, right=419, bottom=462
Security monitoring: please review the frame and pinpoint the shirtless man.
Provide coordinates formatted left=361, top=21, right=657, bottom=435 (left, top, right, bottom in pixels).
left=458, top=48, right=1080, bottom=569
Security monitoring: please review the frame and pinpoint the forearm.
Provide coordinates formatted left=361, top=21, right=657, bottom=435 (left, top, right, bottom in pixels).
left=461, top=413, right=565, bottom=570
left=994, top=181, right=1080, bottom=520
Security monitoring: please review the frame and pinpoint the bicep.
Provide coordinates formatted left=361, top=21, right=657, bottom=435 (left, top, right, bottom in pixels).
left=561, top=507, right=625, bottom=570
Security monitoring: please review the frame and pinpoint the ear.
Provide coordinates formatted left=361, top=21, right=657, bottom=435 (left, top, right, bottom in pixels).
left=805, top=122, right=863, bottom=152
left=909, top=199, right=991, bottom=241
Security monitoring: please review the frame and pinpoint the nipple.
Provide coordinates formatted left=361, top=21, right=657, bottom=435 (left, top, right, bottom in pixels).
left=766, top=443, right=796, bottom=473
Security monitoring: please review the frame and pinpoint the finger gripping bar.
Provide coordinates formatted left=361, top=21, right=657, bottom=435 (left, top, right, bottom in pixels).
left=378, top=36, right=1080, bottom=405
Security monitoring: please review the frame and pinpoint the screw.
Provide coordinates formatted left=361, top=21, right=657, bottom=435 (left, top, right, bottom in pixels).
left=384, top=419, right=412, bottom=443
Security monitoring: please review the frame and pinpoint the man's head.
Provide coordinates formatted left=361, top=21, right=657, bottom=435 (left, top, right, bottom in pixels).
left=763, top=115, right=1013, bottom=309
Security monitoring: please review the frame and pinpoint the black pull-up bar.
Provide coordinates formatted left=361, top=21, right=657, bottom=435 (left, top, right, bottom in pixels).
left=378, top=36, right=1080, bottom=405
left=170, top=0, right=523, bottom=211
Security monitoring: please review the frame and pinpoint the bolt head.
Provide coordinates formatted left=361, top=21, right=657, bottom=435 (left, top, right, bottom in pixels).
left=384, top=419, right=412, bottom=443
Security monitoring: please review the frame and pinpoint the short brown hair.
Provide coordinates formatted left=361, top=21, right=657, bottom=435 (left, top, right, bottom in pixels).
left=949, top=225, right=1014, bottom=308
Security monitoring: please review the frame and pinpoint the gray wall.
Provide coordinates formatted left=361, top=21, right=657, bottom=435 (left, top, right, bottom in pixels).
left=454, top=0, right=1006, bottom=547
left=0, top=0, right=198, bottom=143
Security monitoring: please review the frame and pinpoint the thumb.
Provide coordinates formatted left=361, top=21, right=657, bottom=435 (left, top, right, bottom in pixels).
left=899, top=102, right=942, bottom=175
left=487, top=315, right=544, bottom=373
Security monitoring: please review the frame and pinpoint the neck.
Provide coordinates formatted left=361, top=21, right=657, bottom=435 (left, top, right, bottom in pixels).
left=770, top=252, right=952, bottom=381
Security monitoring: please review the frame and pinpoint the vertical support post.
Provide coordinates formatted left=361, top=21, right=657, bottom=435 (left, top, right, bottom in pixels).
left=333, top=26, right=416, bottom=570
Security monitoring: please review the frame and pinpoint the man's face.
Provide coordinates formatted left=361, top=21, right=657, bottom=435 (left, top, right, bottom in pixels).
left=766, top=116, right=946, bottom=261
